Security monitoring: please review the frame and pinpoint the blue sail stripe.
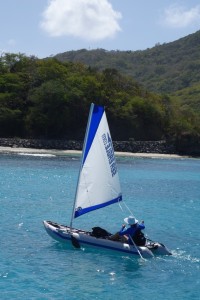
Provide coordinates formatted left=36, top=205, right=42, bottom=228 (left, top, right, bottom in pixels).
left=82, top=104, right=104, bottom=165
left=74, top=195, right=122, bottom=218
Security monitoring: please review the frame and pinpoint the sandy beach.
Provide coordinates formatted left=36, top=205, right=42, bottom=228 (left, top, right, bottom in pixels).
left=0, top=146, right=186, bottom=159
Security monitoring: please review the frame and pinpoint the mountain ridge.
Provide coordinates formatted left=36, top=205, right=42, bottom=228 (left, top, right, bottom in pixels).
left=54, top=30, right=200, bottom=95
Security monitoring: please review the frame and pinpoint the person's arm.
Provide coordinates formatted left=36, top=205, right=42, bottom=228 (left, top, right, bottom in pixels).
left=119, top=225, right=131, bottom=236
left=138, top=222, right=145, bottom=230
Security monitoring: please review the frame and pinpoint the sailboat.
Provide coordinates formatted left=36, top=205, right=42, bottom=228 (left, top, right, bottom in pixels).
left=43, top=103, right=171, bottom=258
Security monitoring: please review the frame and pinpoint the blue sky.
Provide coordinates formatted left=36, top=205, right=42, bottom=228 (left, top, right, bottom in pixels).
left=0, top=0, right=200, bottom=58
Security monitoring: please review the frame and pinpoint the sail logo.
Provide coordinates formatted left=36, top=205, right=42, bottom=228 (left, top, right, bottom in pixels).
left=102, top=133, right=117, bottom=177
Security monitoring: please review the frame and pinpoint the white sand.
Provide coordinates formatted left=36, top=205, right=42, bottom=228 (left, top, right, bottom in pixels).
left=0, top=146, right=186, bottom=159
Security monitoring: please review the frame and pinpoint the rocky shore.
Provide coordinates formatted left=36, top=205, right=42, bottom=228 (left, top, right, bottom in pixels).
left=0, top=138, right=177, bottom=154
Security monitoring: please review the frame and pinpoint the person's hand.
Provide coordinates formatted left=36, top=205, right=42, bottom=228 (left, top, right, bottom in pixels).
left=122, top=224, right=126, bottom=228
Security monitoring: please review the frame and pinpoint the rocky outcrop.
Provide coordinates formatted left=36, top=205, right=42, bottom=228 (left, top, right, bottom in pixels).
left=113, top=140, right=176, bottom=154
left=175, top=133, right=200, bottom=156
left=0, top=138, right=176, bottom=154
left=0, top=138, right=82, bottom=151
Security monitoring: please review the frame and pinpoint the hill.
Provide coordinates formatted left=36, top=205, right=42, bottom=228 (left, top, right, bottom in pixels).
left=54, top=30, right=200, bottom=154
left=54, top=30, right=200, bottom=95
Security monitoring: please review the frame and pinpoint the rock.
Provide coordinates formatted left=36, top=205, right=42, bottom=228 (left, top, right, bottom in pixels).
left=0, top=138, right=178, bottom=154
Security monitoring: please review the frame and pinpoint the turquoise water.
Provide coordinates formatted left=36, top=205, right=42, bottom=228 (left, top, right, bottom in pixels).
left=0, top=153, right=200, bottom=299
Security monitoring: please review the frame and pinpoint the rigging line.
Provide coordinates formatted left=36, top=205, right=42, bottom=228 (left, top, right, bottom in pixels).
left=117, top=200, right=134, bottom=218
left=118, top=200, right=125, bottom=213
left=122, top=200, right=134, bottom=215
left=117, top=200, right=131, bottom=221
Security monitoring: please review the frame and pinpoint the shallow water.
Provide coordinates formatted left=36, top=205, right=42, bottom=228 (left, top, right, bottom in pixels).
left=0, top=153, right=200, bottom=299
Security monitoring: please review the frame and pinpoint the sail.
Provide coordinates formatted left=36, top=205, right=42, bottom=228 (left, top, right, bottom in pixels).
left=73, top=104, right=122, bottom=218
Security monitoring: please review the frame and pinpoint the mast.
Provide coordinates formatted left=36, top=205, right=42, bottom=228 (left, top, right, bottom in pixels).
left=70, top=103, right=95, bottom=228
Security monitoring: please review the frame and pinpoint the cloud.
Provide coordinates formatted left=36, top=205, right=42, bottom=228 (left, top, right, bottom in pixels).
left=162, top=4, right=200, bottom=28
left=40, top=0, right=122, bottom=41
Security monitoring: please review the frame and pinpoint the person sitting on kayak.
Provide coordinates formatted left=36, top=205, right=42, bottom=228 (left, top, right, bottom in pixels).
left=109, top=215, right=146, bottom=245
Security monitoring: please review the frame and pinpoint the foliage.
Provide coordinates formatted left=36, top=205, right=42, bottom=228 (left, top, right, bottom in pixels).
left=0, top=51, right=199, bottom=144
left=55, top=31, right=200, bottom=95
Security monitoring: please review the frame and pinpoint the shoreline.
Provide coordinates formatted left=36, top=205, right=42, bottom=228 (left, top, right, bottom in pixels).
left=0, top=146, right=188, bottom=159
left=0, top=137, right=199, bottom=157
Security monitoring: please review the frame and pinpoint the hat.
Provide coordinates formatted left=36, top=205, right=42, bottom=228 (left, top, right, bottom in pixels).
left=124, top=216, right=138, bottom=225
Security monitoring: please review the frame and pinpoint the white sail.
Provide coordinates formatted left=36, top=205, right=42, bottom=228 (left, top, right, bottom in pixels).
left=73, top=104, right=122, bottom=219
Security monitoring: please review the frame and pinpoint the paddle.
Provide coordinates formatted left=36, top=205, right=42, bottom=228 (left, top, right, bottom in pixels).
left=71, top=234, right=81, bottom=248
left=128, top=235, right=145, bottom=260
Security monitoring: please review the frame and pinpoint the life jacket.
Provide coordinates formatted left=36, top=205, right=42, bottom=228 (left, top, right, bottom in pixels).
left=132, top=228, right=146, bottom=246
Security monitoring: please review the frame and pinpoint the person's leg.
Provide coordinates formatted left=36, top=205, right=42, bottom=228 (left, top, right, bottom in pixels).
left=109, top=233, right=128, bottom=242
left=109, top=232, right=120, bottom=241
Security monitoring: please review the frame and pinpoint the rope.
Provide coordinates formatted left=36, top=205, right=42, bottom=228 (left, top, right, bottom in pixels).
left=118, top=200, right=134, bottom=216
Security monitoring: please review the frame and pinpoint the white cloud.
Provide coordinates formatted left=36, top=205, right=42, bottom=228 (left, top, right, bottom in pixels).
left=40, top=0, right=122, bottom=41
left=163, top=4, right=200, bottom=28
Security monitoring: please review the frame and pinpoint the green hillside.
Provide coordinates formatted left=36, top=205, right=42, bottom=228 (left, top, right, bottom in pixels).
left=54, top=30, right=200, bottom=152
left=0, top=54, right=176, bottom=141
left=55, top=30, right=200, bottom=95
left=0, top=30, right=200, bottom=154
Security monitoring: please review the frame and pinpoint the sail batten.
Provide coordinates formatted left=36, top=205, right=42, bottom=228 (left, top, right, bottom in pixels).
left=73, top=103, right=122, bottom=219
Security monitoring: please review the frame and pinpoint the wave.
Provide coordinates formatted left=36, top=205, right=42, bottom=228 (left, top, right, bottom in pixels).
left=17, top=153, right=56, bottom=157
left=171, top=249, right=200, bottom=263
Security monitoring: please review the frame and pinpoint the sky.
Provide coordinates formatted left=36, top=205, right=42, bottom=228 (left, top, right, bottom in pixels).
left=0, top=0, right=200, bottom=58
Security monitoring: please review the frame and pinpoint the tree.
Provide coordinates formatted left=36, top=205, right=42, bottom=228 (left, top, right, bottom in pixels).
left=26, top=80, right=71, bottom=138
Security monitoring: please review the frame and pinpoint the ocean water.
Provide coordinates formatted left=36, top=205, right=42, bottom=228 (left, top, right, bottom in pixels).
left=0, top=152, right=200, bottom=300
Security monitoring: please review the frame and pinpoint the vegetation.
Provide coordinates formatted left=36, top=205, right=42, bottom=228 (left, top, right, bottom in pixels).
left=55, top=30, right=200, bottom=95
left=0, top=30, right=200, bottom=150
